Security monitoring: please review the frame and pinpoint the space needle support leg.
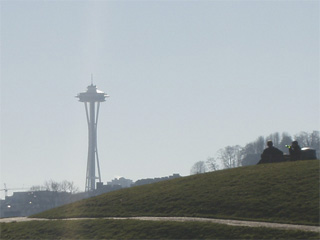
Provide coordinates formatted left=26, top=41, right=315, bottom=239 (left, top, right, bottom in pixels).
left=95, top=102, right=102, bottom=183
left=89, top=101, right=96, bottom=191
left=84, top=102, right=90, bottom=191
left=84, top=102, right=90, bottom=126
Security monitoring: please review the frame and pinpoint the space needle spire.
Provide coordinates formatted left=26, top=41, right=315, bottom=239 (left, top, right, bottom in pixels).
left=76, top=81, right=109, bottom=191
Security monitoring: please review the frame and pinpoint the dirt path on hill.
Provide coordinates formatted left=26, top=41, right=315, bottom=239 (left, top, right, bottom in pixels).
left=0, top=216, right=319, bottom=233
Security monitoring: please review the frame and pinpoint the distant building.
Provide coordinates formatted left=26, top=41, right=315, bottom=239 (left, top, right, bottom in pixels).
left=0, top=185, right=120, bottom=218
left=96, top=182, right=122, bottom=195
left=132, top=174, right=181, bottom=187
left=107, top=177, right=133, bottom=188
left=0, top=173, right=181, bottom=218
left=0, top=191, right=84, bottom=218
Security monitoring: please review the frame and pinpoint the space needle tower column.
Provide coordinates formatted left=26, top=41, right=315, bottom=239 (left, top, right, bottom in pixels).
left=76, top=84, right=109, bottom=192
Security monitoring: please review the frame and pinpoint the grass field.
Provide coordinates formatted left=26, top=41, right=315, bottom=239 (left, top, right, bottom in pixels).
left=33, top=160, right=319, bottom=226
left=1, top=219, right=319, bottom=240
left=1, top=160, right=319, bottom=239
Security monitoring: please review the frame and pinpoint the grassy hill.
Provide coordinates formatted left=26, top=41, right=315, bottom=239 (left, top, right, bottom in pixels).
left=32, top=160, right=319, bottom=226
left=1, top=219, right=319, bottom=240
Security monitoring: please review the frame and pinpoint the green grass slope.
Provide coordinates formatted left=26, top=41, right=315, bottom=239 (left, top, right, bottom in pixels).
left=1, top=219, right=319, bottom=240
left=32, top=160, right=319, bottom=225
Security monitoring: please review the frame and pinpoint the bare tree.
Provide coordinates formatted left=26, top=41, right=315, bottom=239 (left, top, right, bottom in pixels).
left=279, top=132, right=293, bottom=152
left=253, top=136, right=265, bottom=154
left=218, top=131, right=317, bottom=167
left=35, top=180, right=79, bottom=193
left=294, top=131, right=320, bottom=149
left=60, top=180, right=69, bottom=192
left=241, top=143, right=260, bottom=166
left=218, top=145, right=242, bottom=169
left=242, top=142, right=255, bottom=155
left=310, top=131, right=320, bottom=151
left=206, top=157, right=219, bottom=171
left=241, top=153, right=260, bottom=166
left=294, top=131, right=310, bottom=147
left=266, top=132, right=280, bottom=147
left=44, top=180, right=60, bottom=192
left=66, top=181, right=79, bottom=194
left=190, top=161, right=207, bottom=175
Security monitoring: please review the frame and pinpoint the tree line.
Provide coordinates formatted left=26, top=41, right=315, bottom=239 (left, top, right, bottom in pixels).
left=29, top=180, right=79, bottom=194
left=190, top=131, right=319, bottom=175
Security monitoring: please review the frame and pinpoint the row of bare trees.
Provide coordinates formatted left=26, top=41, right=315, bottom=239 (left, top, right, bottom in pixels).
left=190, top=131, right=319, bottom=175
left=30, top=180, right=79, bottom=194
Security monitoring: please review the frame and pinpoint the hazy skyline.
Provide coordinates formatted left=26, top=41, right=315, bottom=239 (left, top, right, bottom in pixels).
left=1, top=1, right=319, bottom=198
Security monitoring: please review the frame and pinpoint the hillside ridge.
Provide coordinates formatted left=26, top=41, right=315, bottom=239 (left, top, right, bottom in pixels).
left=32, top=160, right=320, bottom=226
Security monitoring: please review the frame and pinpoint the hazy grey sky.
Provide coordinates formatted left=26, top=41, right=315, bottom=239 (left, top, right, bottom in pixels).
left=1, top=0, right=319, bottom=198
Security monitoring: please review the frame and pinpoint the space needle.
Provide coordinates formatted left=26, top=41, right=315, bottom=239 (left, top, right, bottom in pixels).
left=76, top=82, right=109, bottom=192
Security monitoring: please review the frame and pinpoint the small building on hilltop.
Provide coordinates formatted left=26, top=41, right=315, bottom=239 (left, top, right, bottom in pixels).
left=132, top=174, right=181, bottom=187
left=107, top=177, right=133, bottom=188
